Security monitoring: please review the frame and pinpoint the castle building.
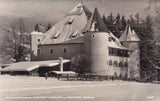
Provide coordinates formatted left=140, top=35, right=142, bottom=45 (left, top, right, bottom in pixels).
left=31, top=2, right=140, bottom=80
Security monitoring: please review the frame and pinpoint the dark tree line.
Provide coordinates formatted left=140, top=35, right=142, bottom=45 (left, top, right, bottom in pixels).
left=103, top=13, right=159, bottom=80
left=103, top=13, right=127, bottom=38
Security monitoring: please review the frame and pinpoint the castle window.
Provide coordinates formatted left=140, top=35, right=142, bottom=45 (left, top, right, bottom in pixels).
left=124, top=62, right=128, bottom=67
left=124, top=50, right=129, bottom=57
left=108, top=37, right=112, bottom=41
left=92, top=34, right=95, bottom=37
left=109, top=47, right=129, bottom=57
left=109, top=47, right=112, bottom=55
left=119, top=61, right=123, bottom=68
left=121, top=42, right=124, bottom=45
left=108, top=37, right=115, bottom=42
left=112, top=37, right=115, bottom=42
left=37, top=48, right=41, bottom=55
left=113, top=61, right=118, bottom=67
left=109, top=47, right=117, bottom=56
left=117, top=49, right=123, bottom=57
left=50, top=49, right=53, bottom=54
left=64, top=48, right=67, bottom=53
left=113, top=48, right=117, bottom=56
left=109, top=60, right=112, bottom=66
left=38, top=39, right=40, bottom=42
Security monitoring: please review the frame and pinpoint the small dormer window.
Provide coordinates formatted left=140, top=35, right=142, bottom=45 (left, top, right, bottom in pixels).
left=54, top=32, right=60, bottom=39
left=51, top=32, right=60, bottom=39
left=67, top=17, right=74, bottom=25
left=72, top=31, right=78, bottom=37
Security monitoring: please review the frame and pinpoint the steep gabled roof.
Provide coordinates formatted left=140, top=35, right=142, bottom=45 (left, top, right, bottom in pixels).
left=41, top=2, right=92, bottom=44
left=82, top=7, right=109, bottom=33
left=67, top=2, right=92, bottom=20
left=119, top=25, right=140, bottom=42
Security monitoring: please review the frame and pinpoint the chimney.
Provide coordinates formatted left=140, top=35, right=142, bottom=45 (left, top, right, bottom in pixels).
left=59, top=57, right=63, bottom=72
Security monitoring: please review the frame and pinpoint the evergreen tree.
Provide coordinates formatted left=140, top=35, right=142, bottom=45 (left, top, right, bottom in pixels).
left=121, top=15, right=127, bottom=31
left=107, top=13, right=116, bottom=35
left=102, top=12, right=158, bottom=80
left=129, top=15, right=136, bottom=29
left=139, top=15, right=156, bottom=81
left=135, top=13, right=140, bottom=25
left=115, top=13, right=121, bottom=38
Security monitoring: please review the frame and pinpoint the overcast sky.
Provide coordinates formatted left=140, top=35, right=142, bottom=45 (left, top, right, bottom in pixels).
left=0, top=0, right=150, bottom=23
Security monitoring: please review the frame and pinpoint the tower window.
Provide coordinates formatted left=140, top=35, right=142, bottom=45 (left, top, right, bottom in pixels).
left=64, top=48, right=67, bottom=53
left=50, top=49, right=53, bottom=54
left=38, top=39, right=40, bottom=42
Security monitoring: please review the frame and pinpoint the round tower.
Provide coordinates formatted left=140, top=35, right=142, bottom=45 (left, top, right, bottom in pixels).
left=84, top=32, right=109, bottom=75
left=119, top=25, right=140, bottom=80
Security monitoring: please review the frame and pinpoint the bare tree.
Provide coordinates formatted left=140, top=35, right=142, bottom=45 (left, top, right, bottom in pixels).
left=0, top=18, right=30, bottom=63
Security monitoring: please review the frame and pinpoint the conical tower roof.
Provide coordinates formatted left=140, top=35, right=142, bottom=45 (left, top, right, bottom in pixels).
left=119, top=25, right=140, bottom=42
left=82, top=7, right=109, bottom=33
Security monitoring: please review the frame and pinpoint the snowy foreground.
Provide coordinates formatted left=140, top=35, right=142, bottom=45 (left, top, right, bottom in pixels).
left=0, top=75, right=160, bottom=101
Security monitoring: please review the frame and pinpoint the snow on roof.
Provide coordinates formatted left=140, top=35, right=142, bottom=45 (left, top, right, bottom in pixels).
left=31, top=31, right=44, bottom=35
left=119, top=25, right=140, bottom=42
left=108, top=32, right=127, bottom=49
left=0, top=60, right=70, bottom=72
left=67, top=2, right=83, bottom=16
left=131, top=30, right=140, bottom=41
left=40, top=2, right=91, bottom=44
left=52, top=71, right=77, bottom=75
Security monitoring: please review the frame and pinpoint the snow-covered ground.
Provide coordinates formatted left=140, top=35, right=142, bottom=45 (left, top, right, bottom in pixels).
left=0, top=75, right=160, bottom=101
